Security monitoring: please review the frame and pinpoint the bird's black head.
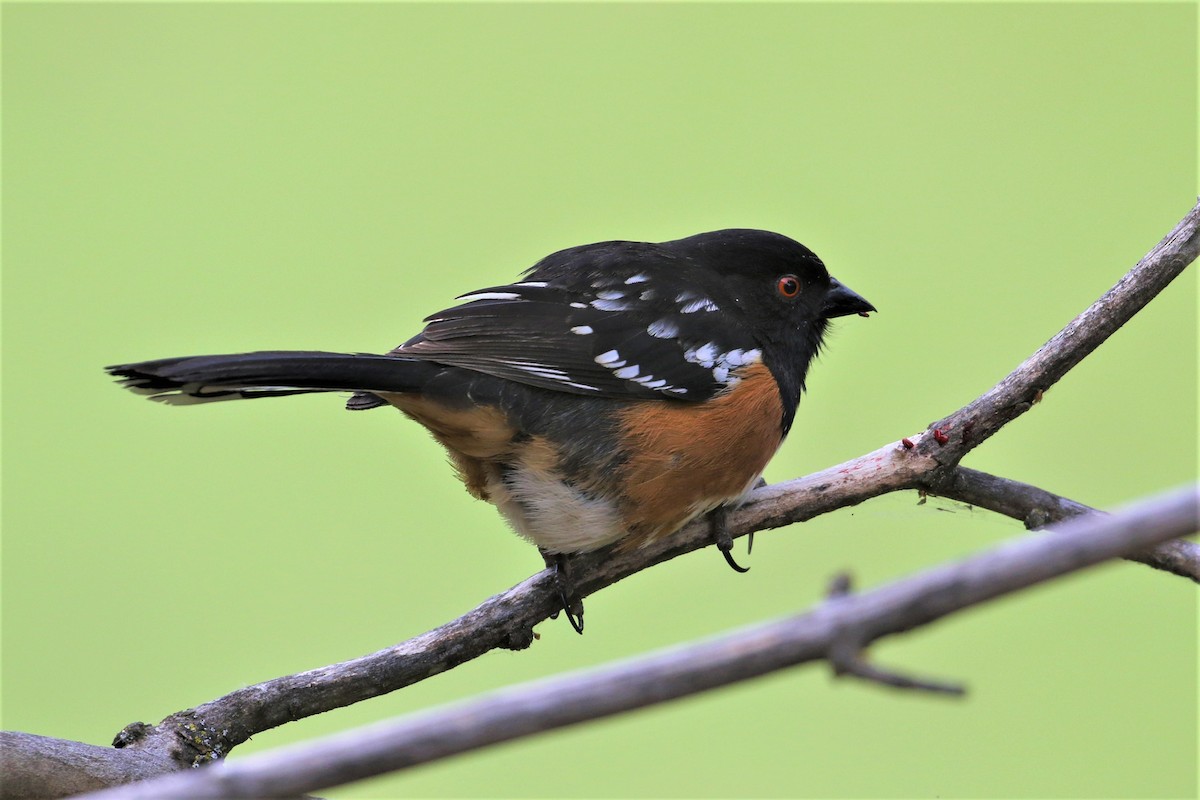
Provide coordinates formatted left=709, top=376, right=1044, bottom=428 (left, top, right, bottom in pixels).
left=664, top=228, right=875, bottom=418
left=665, top=229, right=873, bottom=323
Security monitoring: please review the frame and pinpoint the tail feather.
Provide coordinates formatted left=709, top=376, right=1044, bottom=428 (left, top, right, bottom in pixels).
left=105, top=351, right=435, bottom=406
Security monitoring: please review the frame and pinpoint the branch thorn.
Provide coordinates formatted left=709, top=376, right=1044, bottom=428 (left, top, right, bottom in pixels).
left=824, top=571, right=967, bottom=697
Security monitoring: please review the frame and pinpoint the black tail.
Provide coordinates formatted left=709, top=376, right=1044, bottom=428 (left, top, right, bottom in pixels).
left=105, top=351, right=437, bottom=406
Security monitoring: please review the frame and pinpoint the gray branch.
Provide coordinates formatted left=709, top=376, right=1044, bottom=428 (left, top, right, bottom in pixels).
left=69, top=486, right=1200, bottom=800
left=0, top=734, right=175, bottom=800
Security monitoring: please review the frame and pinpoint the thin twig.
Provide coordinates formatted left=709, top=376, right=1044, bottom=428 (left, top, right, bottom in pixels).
left=824, top=572, right=966, bottom=696
left=71, top=486, right=1200, bottom=800
left=920, top=200, right=1200, bottom=465
left=828, top=644, right=968, bottom=696
left=929, top=467, right=1200, bottom=581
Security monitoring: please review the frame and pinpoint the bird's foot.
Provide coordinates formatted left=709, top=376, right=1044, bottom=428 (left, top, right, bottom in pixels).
left=710, top=505, right=752, bottom=573
left=541, top=550, right=585, bottom=634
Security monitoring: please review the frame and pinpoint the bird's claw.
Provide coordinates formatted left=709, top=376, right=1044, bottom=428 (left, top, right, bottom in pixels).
left=711, top=506, right=751, bottom=573
left=720, top=544, right=751, bottom=573
left=560, top=594, right=585, bottom=634
left=543, top=551, right=585, bottom=634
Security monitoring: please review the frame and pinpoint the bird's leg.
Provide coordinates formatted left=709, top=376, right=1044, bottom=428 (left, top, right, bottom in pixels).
left=540, top=549, right=585, bottom=634
left=711, top=477, right=766, bottom=572
left=710, top=505, right=750, bottom=573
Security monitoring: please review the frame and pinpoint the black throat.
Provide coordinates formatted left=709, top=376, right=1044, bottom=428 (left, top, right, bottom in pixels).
left=761, top=317, right=829, bottom=437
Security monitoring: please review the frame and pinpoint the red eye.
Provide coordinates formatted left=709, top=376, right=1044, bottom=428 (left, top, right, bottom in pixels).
left=776, top=275, right=801, bottom=298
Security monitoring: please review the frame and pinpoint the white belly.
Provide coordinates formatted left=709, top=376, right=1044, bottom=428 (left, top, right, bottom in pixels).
left=487, top=465, right=627, bottom=554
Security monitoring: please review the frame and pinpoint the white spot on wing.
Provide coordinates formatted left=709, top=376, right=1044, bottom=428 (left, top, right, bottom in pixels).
left=570, top=326, right=594, bottom=335
left=613, top=365, right=640, bottom=379
left=595, top=350, right=622, bottom=366
left=514, top=281, right=549, bottom=288
left=647, top=319, right=679, bottom=339
left=596, top=289, right=624, bottom=300
left=505, top=361, right=571, bottom=379
left=680, top=297, right=719, bottom=314
left=517, top=365, right=570, bottom=379
left=457, top=291, right=521, bottom=303
left=688, top=347, right=761, bottom=386
left=505, top=362, right=600, bottom=393
left=570, top=302, right=588, bottom=309
left=686, top=342, right=720, bottom=368
left=625, top=273, right=649, bottom=284
left=592, top=298, right=633, bottom=311
left=724, top=348, right=761, bottom=367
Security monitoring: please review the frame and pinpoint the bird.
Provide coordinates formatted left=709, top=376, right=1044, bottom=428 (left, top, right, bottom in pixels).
left=107, top=229, right=874, bottom=632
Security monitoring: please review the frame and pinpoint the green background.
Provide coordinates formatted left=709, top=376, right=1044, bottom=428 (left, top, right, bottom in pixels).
left=3, top=3, right=1197, bottom=798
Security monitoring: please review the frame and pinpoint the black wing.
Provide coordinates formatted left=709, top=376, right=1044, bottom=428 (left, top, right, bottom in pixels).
left=394, top=241, right=765, bottom=402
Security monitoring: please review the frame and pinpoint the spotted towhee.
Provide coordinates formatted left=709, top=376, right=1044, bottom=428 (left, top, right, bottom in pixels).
left=108, top=229, right=874, bottom=632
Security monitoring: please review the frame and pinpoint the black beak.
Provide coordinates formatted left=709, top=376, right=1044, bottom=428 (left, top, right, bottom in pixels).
left=822, top=278, right=875, bottom=319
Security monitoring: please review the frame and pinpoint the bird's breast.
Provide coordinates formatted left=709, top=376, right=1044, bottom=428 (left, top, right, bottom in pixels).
left=612, top=361, right=785, bottom=549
